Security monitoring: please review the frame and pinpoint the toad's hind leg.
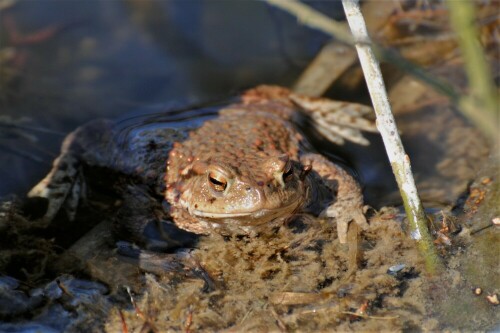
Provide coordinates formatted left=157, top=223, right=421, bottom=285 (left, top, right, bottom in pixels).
left=301, top=153, right=369, bottom=244
left=290, top=93, right=377, bottom=146
left=28, top=120, right=114, bottom=222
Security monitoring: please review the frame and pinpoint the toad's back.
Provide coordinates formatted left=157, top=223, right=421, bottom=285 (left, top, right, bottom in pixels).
left=166, top=109, right=302, bottom=187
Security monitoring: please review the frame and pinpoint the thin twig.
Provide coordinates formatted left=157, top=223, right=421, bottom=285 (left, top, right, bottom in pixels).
left=264, top=0, right=353, bottom=45
left=119, top=309, right=129, bottom=333
left=269, top=306, right=287, bottom=333
left=263, top=0, right=497, bottom=142
left=264, top=0, right=443, bottom=274
left=263, top=0, right=457, bottom=101
left=340, top=311, right=399, bottom=320
left=341, top=0, right=442, bottom=274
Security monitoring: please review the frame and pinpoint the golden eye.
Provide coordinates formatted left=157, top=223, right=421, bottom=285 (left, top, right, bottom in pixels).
left=208, top=172, right=227, bottom=192
left=282, top=163, right=293, bottom=182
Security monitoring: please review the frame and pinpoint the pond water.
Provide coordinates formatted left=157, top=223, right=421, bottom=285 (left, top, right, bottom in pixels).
left=1, top=1, right=497, bottom=332
left=1, top=0, right=342, bottom=197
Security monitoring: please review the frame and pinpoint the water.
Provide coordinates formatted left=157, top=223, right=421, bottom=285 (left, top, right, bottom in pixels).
left=0, top=2, right=497, bottom=330
left=0, top=0, right=341, bottom=196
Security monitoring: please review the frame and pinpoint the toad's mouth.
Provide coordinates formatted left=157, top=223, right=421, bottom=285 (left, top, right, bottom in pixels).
left=189, top=200, right=302, bottom=222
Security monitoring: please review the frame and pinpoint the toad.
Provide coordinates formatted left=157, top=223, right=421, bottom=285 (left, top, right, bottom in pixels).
left=28, top=86, right=376, bottom=249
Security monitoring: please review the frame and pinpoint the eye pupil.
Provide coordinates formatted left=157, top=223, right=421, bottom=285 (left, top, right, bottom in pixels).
left=208, top=173, right=227, bottom=192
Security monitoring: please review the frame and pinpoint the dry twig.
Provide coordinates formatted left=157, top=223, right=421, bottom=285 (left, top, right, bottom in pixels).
left=342, top=0, right=442, bottom=274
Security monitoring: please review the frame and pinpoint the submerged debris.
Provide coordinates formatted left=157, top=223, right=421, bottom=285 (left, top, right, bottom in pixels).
left=486, top=294, right=499, bottom=306
left=388, top=263, right=406, bottom=274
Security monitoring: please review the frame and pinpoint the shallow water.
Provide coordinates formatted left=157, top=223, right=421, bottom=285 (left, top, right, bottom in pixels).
left=1, top=1, right=486, bottom=212
left=0, top=1, right=497, bottom=331
left=1, top=0, right=340, bottom=196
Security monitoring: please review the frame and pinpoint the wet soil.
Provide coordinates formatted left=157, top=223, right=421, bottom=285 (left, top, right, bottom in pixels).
left=0, top=200, right=425, bottom=331
left=1, top=158, right=498, bottom=332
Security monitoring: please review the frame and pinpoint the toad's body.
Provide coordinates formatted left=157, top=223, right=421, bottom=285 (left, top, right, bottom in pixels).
left=166, top=107, right=306, bottom=235
left=30, top=86, right=374, bottom=248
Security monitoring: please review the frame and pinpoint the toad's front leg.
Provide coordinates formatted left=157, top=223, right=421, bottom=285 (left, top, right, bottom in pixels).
left=114, top=185, right=198, bottom=251
left=301, top=153, right=368, bottom=244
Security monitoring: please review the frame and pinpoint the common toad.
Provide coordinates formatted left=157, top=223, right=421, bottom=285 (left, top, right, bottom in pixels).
left=29, top=86, right=375, bottom=248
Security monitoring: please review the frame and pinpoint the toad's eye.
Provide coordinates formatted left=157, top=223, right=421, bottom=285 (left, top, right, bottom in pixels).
left=208, top=172, right=227, bottom=192
left=283, top=163, right=293, bottom=182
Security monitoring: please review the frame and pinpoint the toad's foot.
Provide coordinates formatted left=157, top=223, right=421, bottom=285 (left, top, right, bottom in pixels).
left=240, top=85, right=376, bottom=146
left=28, top=120, right=114, bottom=222
left=28, top=153, right=83, bottom=222
left=290, top=93, right=377, bottom=146
left=301, top=153, right=369, bottom=244
left=117, top=242, right=216, bottom=292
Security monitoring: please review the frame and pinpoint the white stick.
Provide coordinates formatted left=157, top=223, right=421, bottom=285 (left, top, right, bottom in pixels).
left=341, top=0, right=441, bottom=272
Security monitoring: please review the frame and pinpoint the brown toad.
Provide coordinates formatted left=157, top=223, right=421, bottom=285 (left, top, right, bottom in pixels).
left=29, top=86, right=376, bottom=249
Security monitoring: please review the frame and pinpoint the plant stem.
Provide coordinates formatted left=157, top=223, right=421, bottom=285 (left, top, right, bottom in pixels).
left=340, top=0, right=442, bottom=274
left=264, top=0, right=353, bottom=45
left=263, top=0, right=497, bottom=142
left=265, top=0, right=443, bottom=274
left=446, top=0, right=499, bottom=141
left=263, top=0, right=456, bottom=100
